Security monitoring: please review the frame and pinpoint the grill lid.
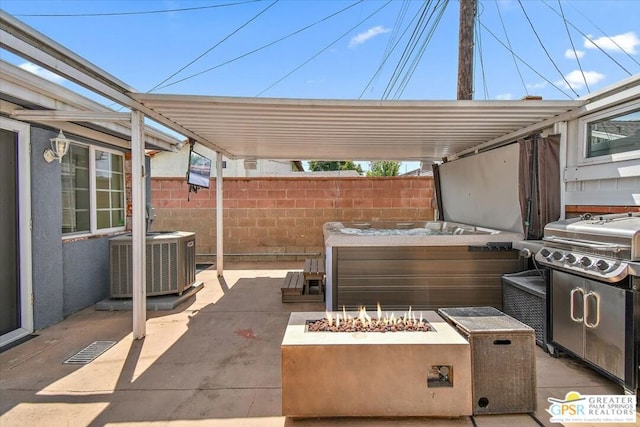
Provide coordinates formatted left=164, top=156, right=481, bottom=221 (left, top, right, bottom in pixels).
left=544, top=212, right=639, bottom=240
left=537, top=213, right=639, bottom=281
left=543, top=212, right=639, bottom=261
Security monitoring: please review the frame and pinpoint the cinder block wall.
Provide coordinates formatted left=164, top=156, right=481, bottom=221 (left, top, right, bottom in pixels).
left=151, top=176, right=434, bottom=261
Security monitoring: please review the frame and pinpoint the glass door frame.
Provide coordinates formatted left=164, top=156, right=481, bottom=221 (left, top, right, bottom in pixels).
left=0, top=117, right=33, bottom=347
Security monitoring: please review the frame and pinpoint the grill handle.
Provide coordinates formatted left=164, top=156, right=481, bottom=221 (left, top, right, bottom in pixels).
left=543, top=236, right=628, bottom=253
left=584, top=292, right=600, bottom=329
left=570, top=288, right=584, bottom=323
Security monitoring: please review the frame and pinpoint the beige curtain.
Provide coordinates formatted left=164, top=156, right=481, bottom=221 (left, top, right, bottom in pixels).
left=432, top=163, right=444, bottom=221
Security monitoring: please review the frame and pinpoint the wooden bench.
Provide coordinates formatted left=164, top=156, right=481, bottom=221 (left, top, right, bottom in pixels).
left=303, top=258, right=325, bottom=296
left=281, top=271, right=305, bottom=301
left=281, top=257, right=326, bottom=303
left=281, top=271, right=324, bottom=303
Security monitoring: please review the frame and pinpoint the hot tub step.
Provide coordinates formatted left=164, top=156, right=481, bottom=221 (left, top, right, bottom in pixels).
left=282, top=294, right=324, bottom=303
left=303, top=258, right=325, bottom=297
left=303, top=258, right=325, bottom=278
left=282, top=271, right=324, bottom=303
left=282, top=272, right=304, bottom=295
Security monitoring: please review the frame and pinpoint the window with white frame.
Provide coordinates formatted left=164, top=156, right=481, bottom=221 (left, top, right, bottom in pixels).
left=585, top=107, right=640, bottom=159
left=61, top=142, right=125, bottom=235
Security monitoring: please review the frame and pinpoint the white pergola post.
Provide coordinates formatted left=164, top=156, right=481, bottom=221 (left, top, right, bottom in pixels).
left=216, top=151, right=224, bottom=276
left=131, top=110, right=147, bottom=339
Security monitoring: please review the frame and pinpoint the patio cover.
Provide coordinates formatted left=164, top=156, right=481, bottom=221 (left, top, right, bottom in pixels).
left=130, top=93, right=585, bottom=162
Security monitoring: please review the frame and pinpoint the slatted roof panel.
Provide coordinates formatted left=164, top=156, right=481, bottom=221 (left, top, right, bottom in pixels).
left=132, top=93, right=585, bottom=161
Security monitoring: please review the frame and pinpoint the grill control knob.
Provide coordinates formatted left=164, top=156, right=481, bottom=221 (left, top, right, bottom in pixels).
left=540, top=249, right=552, bottom=259
left=595, top=260, right=611, bottom=272
left=580, top=257, right=593, bottom=268
left=552, top=251, right=564, bottom=261
left=566, top=254, right=578, bottom=264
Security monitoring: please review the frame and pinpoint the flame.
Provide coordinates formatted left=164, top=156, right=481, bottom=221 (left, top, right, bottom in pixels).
left=389, top=313, right=396, bottom=324
left=357, top=306, right=372, bottom=324
left=318, top=304, right=430, bottom=332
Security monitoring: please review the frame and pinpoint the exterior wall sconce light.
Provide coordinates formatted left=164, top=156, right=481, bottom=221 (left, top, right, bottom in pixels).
left=44, top=130, right=71, bottom=163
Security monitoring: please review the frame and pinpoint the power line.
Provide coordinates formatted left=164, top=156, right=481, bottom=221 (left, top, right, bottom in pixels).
left=381, top=1, right=431, bottom=100
left=387, top=2, right=435, bottom=99
left=557, top=0, right=589, bottom=93
left=256, top=0, right=393, bottom=97
left=153, top=0, right=365, bottom=91
left=562, top=0, right=639, bottom=67
left=393, top=0, right=449, bottom=99
left=475, top=5, right=489, bottom=99
left=390, top=0, right=446, bottom=99
left=478, top=20, right=574, bottom=99
left=494, top=0, right=528, bottom=96
left=381, top=1, right=412, bottom=64
left=517, top=0, right=579, bottom=98
left=540, top=0, right=636, bottom=72
left=12, top=0, right=263, bottom=17
left=359, top=3, right=422, bottom=99
left=148, top=0, right=279, bottom=93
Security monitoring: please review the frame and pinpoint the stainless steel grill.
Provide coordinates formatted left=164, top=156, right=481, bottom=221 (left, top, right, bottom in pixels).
left=534, top=212, right=639, bottom=395
left=535, top=212, right=639, bottom=281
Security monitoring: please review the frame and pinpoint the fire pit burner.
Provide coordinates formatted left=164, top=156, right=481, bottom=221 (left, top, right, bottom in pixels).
left=306, top=305, right=434, bottom=332
left=306, top=318, right=432, bottom=333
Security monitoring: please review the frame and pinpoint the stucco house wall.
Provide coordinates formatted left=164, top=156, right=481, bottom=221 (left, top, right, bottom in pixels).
left=29, top=125, right=126, bottom=329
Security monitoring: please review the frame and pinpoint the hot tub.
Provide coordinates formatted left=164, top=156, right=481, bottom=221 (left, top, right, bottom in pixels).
left=324, top=221, right=525, bottom=311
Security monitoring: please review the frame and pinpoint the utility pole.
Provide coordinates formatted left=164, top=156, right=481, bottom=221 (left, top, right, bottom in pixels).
left=457, top=0, right=476, bottom=100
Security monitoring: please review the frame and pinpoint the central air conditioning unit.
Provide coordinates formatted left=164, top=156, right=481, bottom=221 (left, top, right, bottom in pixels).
left=109, top=231, right=196, bottom=298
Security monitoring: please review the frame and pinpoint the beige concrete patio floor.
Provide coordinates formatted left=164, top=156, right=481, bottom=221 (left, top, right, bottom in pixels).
left=1, top=262, right=637, bottom=427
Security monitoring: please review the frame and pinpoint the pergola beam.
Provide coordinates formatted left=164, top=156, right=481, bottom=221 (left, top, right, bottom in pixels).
left=131, top=110, right=146, bottom=339
left=11, top=110, right=131, bottom=122
left=216, top=152, right=224, bottom=276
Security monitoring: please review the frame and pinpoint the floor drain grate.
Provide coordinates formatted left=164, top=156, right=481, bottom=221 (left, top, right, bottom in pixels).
left=63, top=340, right=116, bottom=365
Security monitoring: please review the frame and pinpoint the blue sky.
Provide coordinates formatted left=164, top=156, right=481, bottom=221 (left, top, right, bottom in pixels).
left=1, top=0, right=639, bottom=171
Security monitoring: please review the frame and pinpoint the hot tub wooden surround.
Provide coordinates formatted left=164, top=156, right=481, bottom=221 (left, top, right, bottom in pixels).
left=323, top=221, right=525, bottom=311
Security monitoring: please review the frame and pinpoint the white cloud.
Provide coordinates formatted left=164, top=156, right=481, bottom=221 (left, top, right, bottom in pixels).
left=19, top=62, right=65, bottom=83
left=556, top=70, right=605, bottom=90
left=349, top=26, right=390, bottom=48
left=564, top=48, right=585, bottom=59
left=495, top=93, right=513, bottom=100
left=583, top=32, right=640, bottom=54
left=526, top=81, right=548, bottom=90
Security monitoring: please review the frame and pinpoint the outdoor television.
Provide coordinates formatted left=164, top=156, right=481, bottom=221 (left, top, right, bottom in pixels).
left=187, top=150, right=212, bottom=189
